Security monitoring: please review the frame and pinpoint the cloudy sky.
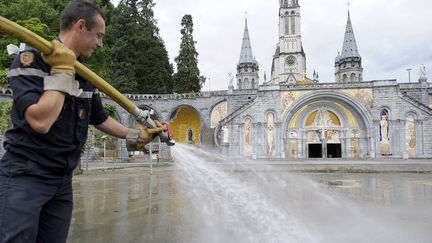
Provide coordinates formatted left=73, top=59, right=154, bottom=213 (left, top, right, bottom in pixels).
left=114, top=0, right=432, bottom=91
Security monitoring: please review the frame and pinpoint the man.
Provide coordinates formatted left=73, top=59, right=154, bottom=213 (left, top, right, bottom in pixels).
left=0, top=1, right=160, bottom=242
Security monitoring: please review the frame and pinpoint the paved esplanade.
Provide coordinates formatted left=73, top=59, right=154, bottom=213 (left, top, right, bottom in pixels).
left=67, top=160, right=432, bottom=243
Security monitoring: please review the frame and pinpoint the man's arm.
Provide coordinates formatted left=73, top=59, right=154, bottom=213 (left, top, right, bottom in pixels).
left=95, top=116, right=129, bottom=139
left=25, top=91, right=65, bottom=133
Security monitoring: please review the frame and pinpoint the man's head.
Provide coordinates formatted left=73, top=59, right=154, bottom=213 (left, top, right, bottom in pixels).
left=60, top=0, right=106, bottom=58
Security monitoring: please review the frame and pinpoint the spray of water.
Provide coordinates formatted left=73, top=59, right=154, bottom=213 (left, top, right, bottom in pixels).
left=171, top=144, right=416, bottom=243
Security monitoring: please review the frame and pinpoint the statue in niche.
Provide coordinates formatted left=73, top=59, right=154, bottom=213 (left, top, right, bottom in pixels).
left=379, top=112, right=391, bottom=155
left=221, top=126, right=229, bottom=144
left=266, top=113, right=275, bottom=156
left=244, top=119, right=253, bottom=156
left=379, top=115, right=389, bottom=142
left=405, top=116, right=416, bottom=156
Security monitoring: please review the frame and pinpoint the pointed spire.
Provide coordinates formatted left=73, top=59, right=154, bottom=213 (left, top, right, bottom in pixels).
left=341, top=11, right=360, bottom=58
left=239, top=17, right=256, bottom=64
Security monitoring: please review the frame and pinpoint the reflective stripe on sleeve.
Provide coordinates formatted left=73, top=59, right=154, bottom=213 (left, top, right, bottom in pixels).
left=78, top=91, right=94, bottom=99
left=7, top=68, right=48, bottom=78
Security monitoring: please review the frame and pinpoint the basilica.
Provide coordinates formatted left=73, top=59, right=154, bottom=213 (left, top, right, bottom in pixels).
left=186, top=0, right=432, bottom=159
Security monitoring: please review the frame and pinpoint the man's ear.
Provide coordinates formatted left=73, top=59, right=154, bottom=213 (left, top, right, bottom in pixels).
left=74, top=19, right=87, bottom=32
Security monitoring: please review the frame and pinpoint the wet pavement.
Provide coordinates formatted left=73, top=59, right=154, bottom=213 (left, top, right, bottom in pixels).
left=67, top=163, right=432, bottom=243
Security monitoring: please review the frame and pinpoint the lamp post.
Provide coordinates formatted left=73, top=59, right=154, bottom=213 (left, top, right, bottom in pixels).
left=101, top=135, right=108, bottom=170
left=406, top=68, right=412, bottom=83
left=149, top=142, right=153, bottom=175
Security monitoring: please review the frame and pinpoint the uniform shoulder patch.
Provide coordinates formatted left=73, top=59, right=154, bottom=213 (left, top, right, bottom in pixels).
left=19, top=51, right=35, bottom=67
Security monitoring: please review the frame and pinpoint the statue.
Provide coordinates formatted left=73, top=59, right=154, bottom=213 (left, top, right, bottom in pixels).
left=221, top=126, right=229, bottom=144
left=420, top=64, right=426, bottom=78
left=266, top=113, right=275, bottom=156
left=228, top=72, right=234, bottom=90
left=379, top=113, right=391, bottom=155
left=380, top=115, right=389, bottom=142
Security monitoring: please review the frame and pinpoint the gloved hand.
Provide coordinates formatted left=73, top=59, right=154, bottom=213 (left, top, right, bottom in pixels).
left=42, top=40, right=75, bottom=74
left=126, top=122, right=166, bottom=151
left=42, top=40, right=82, bottom=97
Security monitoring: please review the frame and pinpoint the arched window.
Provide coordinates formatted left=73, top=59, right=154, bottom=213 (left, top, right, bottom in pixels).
left=244, top=78, right=249, bottom=88
left=342, top=74, right=348, bottom=82
left=350, top=73, right=356, bottom=82
left=284, top=16, right=290, bottom=34
left=290, top=14, right=295, bottom=35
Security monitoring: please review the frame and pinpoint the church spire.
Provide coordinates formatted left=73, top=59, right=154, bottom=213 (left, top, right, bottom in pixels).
left=238, top=18, right=256, bottom=64
left=236, top=17, right=259, bottom=90
left=335, top=9, right=363, bottom=83
left=341, top=11, right=360, bottom=58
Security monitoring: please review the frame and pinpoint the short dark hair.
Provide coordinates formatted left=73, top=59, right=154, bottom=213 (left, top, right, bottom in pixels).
left=60, top=0, right=106, bottom=31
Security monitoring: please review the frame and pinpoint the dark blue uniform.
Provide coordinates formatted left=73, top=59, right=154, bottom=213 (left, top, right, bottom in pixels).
left=0, top=47, right=109, bottom=243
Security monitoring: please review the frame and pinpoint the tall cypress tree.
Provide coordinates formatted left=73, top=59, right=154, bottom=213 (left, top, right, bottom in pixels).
left=110, top=0, right=173, bottom=94
left=173, top=14, right=203, bottom=93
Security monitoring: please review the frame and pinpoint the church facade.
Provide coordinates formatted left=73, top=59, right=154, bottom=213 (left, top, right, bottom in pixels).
left=210, top=0, right=432, bottom=159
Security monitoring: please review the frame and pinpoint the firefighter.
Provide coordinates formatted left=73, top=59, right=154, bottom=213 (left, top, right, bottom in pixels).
left=0, top=1, right=161, bottom=242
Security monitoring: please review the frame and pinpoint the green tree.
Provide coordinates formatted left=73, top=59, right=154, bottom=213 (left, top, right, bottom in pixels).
left=0, top=17, right=56, bottom=84
left=0, top=100, right=12, bottom=134
left=0, top=0, right=113, bottom=86
left=110, top=0, right=173, bottom=94
left=173, top=14, right=203, bottom=93
left=0, top=68, right=8, bottom=87
left=0, top=0, right=63, bottom=78
left=104, top=103, right=118, bottom=118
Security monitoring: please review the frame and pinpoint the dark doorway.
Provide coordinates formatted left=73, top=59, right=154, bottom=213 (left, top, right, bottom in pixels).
left=327, top=144, right=342, bottom=158
left=308, top=144, right=322, bottom=158
left=187, top=129, right=193, bottom=144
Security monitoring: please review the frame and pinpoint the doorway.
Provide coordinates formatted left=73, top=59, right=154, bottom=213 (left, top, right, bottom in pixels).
left=327, top=143, right=342, bottom=158
left=308, top=144, right=322, bottom=158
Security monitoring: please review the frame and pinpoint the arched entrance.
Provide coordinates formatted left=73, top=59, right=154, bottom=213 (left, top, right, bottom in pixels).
left=169, top=106, right=201, bottom=144
left=283, top=91, right=373, bottom=159
left=305, top=107, right=342, bottom=158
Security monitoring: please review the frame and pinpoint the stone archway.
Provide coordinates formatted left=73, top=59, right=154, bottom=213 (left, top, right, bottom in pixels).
left=169, top=105, right=201, bottom=144
left=282, top=91, right=373, bottom=159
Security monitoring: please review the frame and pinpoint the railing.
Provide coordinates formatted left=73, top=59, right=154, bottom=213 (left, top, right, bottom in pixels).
left=400, top=93, right=432, bottom=115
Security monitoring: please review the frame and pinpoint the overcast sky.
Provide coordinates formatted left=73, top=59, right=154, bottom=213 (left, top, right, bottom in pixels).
left=113, top=0, right=432, bottom=91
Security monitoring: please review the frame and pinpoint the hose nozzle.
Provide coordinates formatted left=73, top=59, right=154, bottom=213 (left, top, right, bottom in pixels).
left=134, top=108, right=175, bottom=146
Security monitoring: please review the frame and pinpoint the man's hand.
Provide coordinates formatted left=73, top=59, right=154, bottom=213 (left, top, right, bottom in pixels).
left=126, top=123, right=165, bottom=151
left=42, top=40, right=82, bottom=97
left=42, top=40, right=75, bottom=74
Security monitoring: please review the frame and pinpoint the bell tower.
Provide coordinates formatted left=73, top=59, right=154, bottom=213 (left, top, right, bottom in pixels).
left=276, top=0, right=306, bottom=83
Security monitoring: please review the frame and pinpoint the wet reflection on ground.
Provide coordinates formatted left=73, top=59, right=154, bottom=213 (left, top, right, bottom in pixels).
left=67, top=167, right=432, bottom=243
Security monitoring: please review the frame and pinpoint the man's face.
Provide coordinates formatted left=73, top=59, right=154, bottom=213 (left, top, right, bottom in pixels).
left=79, top=14, right=105, bottom=58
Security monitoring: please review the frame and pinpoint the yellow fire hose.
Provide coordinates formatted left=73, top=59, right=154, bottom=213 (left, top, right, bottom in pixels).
left=0, top=16, right=174, bottom=146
